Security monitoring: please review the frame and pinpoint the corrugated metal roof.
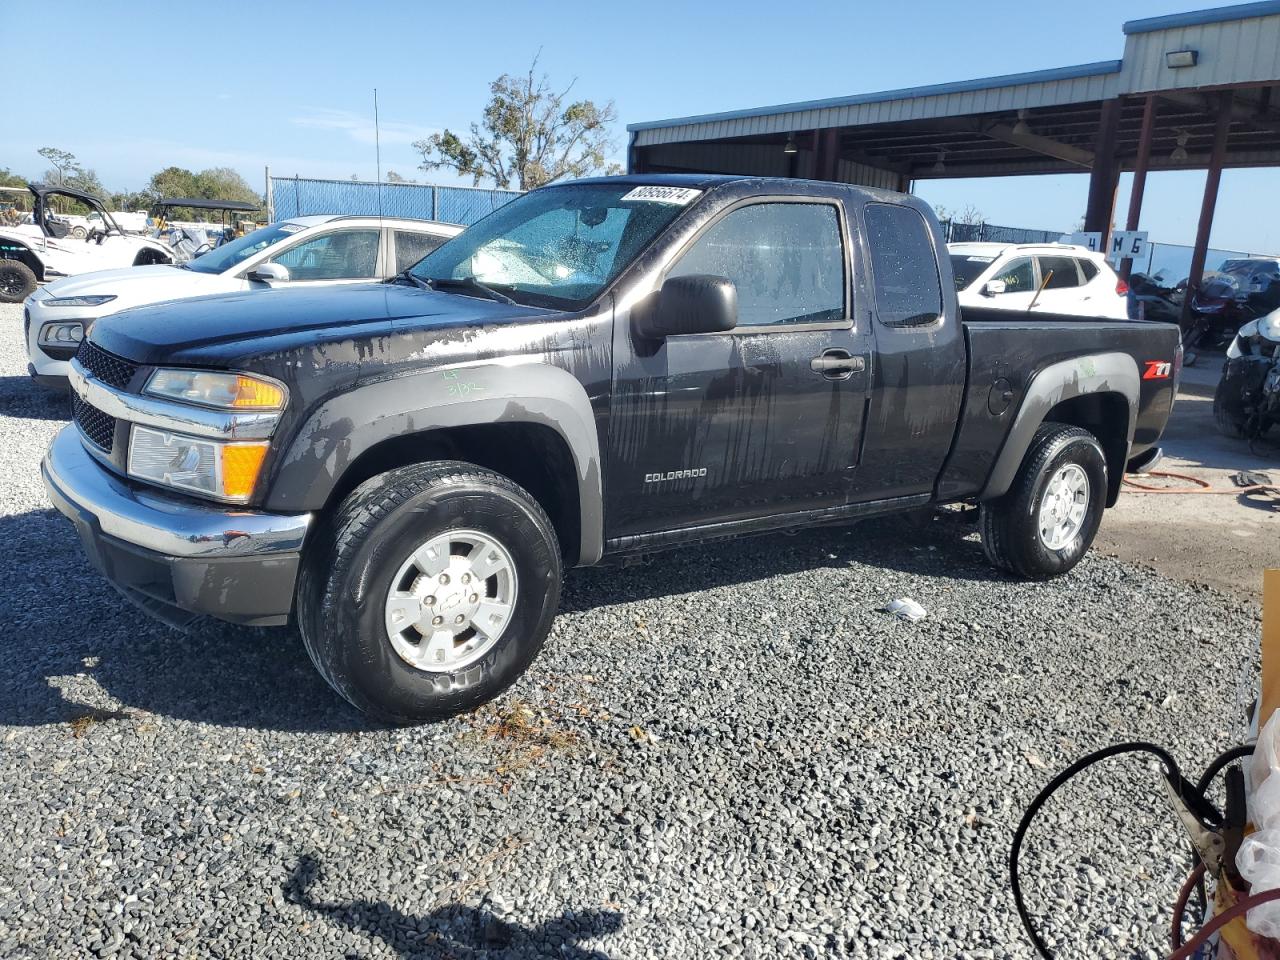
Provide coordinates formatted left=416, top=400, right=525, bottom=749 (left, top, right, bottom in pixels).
left=1123, top=0, right=1280, bottom=34
left=630, top=2, right=1280, bottom=150
left=627, top=61, right=1121, bottom=135
left=1121, top=11, right=1280, bottom=92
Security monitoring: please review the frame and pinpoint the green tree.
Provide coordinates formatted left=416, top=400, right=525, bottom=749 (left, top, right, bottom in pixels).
left=142, top=166, right=261, bottom=218
left=0, top=167, right=30, bottom=214
left=414, top=55, right=619, bottom=190
left=192, top=167, right=261, bottom=206
left=36, top=147, right=78, bottom=186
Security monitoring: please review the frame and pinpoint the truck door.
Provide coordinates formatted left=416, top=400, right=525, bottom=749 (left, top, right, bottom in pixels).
left=606, top=199, right=870, bottom=540
left=852, top=202, right=967, bottom=501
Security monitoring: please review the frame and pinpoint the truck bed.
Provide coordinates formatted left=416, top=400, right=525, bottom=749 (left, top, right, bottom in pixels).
left=937, top=307, right=1181, bottom=503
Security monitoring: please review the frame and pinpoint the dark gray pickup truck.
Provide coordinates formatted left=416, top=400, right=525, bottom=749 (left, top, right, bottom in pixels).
left=42, top=175, right=1181, bottom=722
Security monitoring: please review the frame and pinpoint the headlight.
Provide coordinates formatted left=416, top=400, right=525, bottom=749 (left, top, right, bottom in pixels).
left=128, top=426, right=269, bottom=502
left=38, top=321, right=84, bottom=346
left=145, top=369, right=286, bottom=410
left=44, top=295, right=117, bottom=308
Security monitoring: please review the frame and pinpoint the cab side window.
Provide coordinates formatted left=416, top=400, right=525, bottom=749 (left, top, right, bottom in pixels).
left=667, top=202, right=846, bottom=327
left=864, top=203, right=943, bottom=326
left=271, top=229, right=381, bottom=281
left=1037, top=255, right=1083, bottom=289
left=993, top=257, right=1035, bottom=293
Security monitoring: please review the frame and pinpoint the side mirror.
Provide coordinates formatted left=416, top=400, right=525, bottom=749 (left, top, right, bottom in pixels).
left=247, top=262, right=290, bottom=283
left=982, top=279, right=1007, bottom=297
left=634, top=274, right=738, bottom=339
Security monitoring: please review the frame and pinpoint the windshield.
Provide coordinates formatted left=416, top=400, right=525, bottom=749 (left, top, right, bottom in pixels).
left=184, top=221, right=307, bottom=274
left=408, top=182, right=697, bottom=308
left=949, top=253, right=996, bottom=291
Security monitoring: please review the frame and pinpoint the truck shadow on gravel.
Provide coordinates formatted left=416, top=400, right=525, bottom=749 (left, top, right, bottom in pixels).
left=0, top=506, right=1003, bottom=732
left=284, top=854, right=621, bottom=958
left=0, top=376, right=69, bottom=422
left=558, top=509, right=1002, bottom=613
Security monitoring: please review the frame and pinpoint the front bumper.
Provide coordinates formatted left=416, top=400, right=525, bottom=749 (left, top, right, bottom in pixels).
left=24, top=294, right=91, bottom=382
left=42, top=425, right=312, bottom=627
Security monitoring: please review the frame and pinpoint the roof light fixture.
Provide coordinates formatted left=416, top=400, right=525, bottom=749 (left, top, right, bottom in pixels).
left=932, top=149, right=947, bottom=174
left=1166, top=49, right=1199, bottom=69
left=1012, top=109, right=1032, bottom=137
left=1171, top=129, right=1190, bottom=162
left=783, top=134, right=798, bottom=155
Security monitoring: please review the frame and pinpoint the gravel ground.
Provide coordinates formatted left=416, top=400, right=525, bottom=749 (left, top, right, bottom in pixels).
left=0, top=300, right=1262, bottom=959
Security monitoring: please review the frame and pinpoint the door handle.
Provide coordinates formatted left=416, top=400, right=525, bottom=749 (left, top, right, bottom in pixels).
left=810, top=350, right=866, bottom=379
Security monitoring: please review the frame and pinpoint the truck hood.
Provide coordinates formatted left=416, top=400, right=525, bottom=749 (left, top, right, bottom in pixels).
left=41, top=264, right=235, bottom=312
left=89, top=282, right=558, bottom=367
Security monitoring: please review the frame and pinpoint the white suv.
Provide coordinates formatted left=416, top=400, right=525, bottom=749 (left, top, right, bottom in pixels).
left=26, top=214, right=462, bottom=387
left=949, top=242, right=1129, bottom=320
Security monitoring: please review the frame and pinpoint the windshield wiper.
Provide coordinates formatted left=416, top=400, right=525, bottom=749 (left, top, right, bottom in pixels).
left=423, top=276, right=517, bottom=305
left=394, top=269, right=431, bottom=291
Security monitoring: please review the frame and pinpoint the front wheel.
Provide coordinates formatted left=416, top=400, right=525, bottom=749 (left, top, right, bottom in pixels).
left=297, top=461, right=563, bottom=724
left=980, top=423, right=1107, bottom=579
left=1214, top=372, right=1250, bottom=439
left=0, top=260, right=37, bottom=303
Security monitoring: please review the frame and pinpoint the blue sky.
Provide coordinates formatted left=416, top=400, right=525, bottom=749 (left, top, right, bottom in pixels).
left=9, top=0, right=1277, bottom=254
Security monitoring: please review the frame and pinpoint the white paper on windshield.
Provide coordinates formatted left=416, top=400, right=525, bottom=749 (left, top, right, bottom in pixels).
left=621, top=186, right=702, bottom=205
left=279, top=223, right=306, bottom=234
left=966, top=256, right=996, bottom=262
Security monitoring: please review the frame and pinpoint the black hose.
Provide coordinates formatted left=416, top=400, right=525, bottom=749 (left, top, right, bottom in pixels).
left=1010, top=742, right=1186, bottom=960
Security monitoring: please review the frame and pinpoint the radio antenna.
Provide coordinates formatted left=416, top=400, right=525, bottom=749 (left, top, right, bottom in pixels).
left=373, top=88, right=384, bottom=228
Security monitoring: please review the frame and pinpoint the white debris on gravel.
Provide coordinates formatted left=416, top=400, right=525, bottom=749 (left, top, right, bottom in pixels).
left=0, top=301, right=1260, bottom=958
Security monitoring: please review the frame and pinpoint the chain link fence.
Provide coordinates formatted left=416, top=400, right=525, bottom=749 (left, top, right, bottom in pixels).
left=268, top=176, right=522, bottom=226
left=940, top=220, right=1062, bottom=245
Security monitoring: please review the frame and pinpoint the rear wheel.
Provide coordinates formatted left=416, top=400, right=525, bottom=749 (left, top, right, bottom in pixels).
left=980, top=423, right=1107, bottom=579
left=0, top=260, right=37, bottom=303
left=297, top=461, right=563, bottom=724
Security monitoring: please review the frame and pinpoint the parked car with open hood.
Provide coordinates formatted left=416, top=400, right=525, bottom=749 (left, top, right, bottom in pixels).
left=25, top=214, right=462, bottom=388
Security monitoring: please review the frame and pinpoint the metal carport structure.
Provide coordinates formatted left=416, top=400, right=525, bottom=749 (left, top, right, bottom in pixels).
left=628, top=1, right=1280, bottom=314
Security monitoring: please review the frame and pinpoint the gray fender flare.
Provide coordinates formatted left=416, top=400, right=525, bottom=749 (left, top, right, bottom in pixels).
left=268, top=360, right=604, bottom=564
left=981, top=351, right=1140, bottom=500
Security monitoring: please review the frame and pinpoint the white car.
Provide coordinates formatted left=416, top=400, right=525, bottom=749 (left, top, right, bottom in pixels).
left=25, top=214, right=462, bottom=387
left=2, top=185, right=181, bottom=303
left=949, top=242, right=1129, bottom=320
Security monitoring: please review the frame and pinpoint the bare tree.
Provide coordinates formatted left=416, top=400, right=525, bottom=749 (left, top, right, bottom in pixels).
left=934, top=202, right=985, bottom=225
left=414, top=55, right=620, bottom=191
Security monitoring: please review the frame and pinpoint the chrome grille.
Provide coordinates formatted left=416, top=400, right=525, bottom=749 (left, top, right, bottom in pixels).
left=76, top=341, right=138, bottom=390
left=72, top=395, right=116, bottom=452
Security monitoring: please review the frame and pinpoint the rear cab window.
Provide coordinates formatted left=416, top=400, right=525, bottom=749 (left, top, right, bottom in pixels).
left=865, top=203, right=943, bottom=326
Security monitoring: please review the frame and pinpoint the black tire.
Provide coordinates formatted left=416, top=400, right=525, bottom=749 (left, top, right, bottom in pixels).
left=297, top=461, right=562, bottom=724
left=0, top=260, right=37, bottom=304
left=1213, top=374, right=1249, bottom=439
left=979, top=423, right=1107, bottom=580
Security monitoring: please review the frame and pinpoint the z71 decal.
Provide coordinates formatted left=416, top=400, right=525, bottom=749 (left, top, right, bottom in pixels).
left=1143, top=360, right=1173, bottom=380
